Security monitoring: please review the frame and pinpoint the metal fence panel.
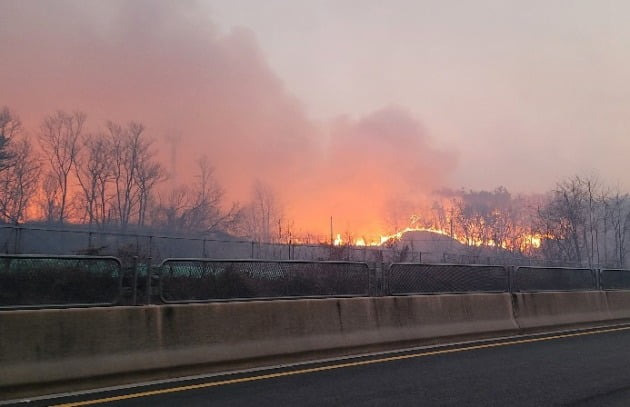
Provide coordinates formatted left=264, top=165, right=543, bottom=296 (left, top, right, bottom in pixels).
left=388, top=263, right=509, bottom=294
left=513, top=266, right=596, bottom=292
left=600, top=269, right=630, bottom=290
left=0, top=255, right=123, bottom=309
left=159, top=259, right=370, bottom=302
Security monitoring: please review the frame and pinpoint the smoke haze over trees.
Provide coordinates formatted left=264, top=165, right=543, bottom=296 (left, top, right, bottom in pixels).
left=1, top=104, right=630, bottom=268
left=3, top=1, right=630, bottom=267
left=0, top=0, right=456, bottom=237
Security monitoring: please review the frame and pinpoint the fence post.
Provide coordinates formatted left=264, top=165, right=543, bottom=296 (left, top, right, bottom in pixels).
left=13, top=227, right=21, bottom=254
left=418, top=251, right=422, bottom=263
left=251, top=241, right=255, bottom=259
left=381, top=260, right=387, bottom=296
left=145, top=256, right=153, bottom=305
left=202, top=238, right=207, bottom=258
left=132, top=256, right=139, bottom=305
left=377, top=250, right=384, bottom=296
left=147, top=235, right=153, bottom=259
left=596, top=268, right=601, bottom=290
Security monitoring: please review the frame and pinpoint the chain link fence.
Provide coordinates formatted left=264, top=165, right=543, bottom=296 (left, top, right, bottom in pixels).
left=4, top=254, right=630, bottom=308
left=512, top=266, right=598, bottom=292
left=159, top=259, right=371, bottom=302
left=388, top=263, right=509, bottom=294
left=0, top=255, right=122, bottom=309
left=0, top=225, right=572, bottom=267
left=600, top=269, right=630, bottom=290
left=0, top=225, right=393, bottom=264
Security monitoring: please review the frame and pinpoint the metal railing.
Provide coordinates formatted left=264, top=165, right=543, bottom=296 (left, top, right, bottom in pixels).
left=512, top=266, right=597, bottom=292
left=0, top=224, right=542, bottom=265
left=4, top=254, right=630, bottom=309
left=388, top=263, right=509, bottom=295
left=0, top=254, right=123, bottom=310
left=600, top=269, right=630, bottom=290
left=158, top=259, right=371, bottom=303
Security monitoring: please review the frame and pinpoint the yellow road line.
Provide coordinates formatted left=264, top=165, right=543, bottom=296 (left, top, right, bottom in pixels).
left=52, top=325, right=630, bottom=407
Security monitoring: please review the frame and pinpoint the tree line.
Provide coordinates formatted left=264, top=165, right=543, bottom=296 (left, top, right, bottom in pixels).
left=0, top=106, right=286, bottom=242
left=415, top=180, right=630, bottom=268
left=2, top=106, right=630, bottom=267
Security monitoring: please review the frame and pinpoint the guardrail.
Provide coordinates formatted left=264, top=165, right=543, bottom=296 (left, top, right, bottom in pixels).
left=600, top=269, right=630, bottom=290
left=3, top=254, right=630, bottom=309
left=0, top=254, right=123, bottom=310
left=512, top=266, right=597, bottom=292
left=387, top=263, right=509, bottom=294
left=159, top=259, right=371, bottom=303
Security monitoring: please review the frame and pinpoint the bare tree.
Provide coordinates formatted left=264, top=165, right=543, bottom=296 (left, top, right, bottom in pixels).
left=154, top=186, right=191, bottom=232
left=0, top=109, right=42, bottom=225
left=0, top=107, right=20, bottom=172
left=0, top=139, right=41, bottom=224
left=152, top=156, right=239, bottom=235
left=37, top=172, right=60, bottom=222
left=75, top=134, right=113, bottom=228
left=189, top=156, right=240, bottom=234
left=608, top=191, right=630, bottom=267
left=106, top=121, right=166, bottom=229
left=135, top=135, right=165, bottom=228
left=241, top=181, right=284, bottom=243
left=38, top=111, right=85, bottom=223
left=537, top=177, right=588, bottom=265
left=109, top=122, right=135, bottom=228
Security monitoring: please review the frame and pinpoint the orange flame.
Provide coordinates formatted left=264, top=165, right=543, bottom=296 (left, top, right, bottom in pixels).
left=338, top=226, right=545, bottom=251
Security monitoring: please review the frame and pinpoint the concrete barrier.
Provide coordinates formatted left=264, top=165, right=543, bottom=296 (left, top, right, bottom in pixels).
left=5, top=290, right=630, bottom=400
left=603, top=290, right=630, bottom=320
left=0, top=293, right=517, bottom=393
left=513, top=291, right=611, bottom=329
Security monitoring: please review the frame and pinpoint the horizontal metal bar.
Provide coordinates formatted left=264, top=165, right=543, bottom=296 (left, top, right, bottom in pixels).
left=160, top=258, right=370, bottom=267
left=514, top=265, right=593, bottom=271
left=389, top=290, right=507, bottom=296
left=0, top=254, right=122, bottom=264
left=159, top=293, right=370, bottom=304
left=513, top=289, right=601, bottom=293
left=390, top=262, right=507, bottom=268
left=0, top=302, right=118, bottom=311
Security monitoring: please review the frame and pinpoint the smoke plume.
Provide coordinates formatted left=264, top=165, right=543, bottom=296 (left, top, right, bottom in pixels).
left=0, top=0, right=457, bottom=238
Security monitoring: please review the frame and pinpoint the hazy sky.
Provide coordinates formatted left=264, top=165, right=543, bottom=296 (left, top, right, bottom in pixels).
left=206, top=0, right=630, bottom=191
left=2, top=0, right=630, bottom=236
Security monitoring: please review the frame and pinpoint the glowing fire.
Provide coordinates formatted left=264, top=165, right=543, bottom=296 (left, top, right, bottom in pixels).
left=378, top=226, right=451, bottom=245
left=525, top=234, right=542, bottom=249
left=331, top=225, right=544, bottom=251
left=333, top=233, right=343, bottom=246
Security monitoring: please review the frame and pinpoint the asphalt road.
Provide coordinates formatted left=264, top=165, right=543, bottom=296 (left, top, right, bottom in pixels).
left=15, top=325, right=630, bottom=407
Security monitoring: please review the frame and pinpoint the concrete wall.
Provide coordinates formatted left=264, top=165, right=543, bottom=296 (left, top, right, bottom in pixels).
left=0, top=294, right=516, bottom=391
left=3, top=290, right=630, bottom=398
left=511, top=291, right=630, bottom=329
left=512, top=291, right=611, bottom=329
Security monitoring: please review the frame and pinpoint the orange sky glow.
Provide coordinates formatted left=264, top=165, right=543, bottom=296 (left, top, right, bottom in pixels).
left=3, top=1, right=630, bottom=246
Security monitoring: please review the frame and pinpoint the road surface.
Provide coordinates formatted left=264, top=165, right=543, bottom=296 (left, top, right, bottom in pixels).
left=10, top=325, right=630, bottom=406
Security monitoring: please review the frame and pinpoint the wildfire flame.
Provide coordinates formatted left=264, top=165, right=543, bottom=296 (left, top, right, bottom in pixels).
left=333, top=233, right=343, bottom=246
left=332, top=225, right=543, bottom=251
